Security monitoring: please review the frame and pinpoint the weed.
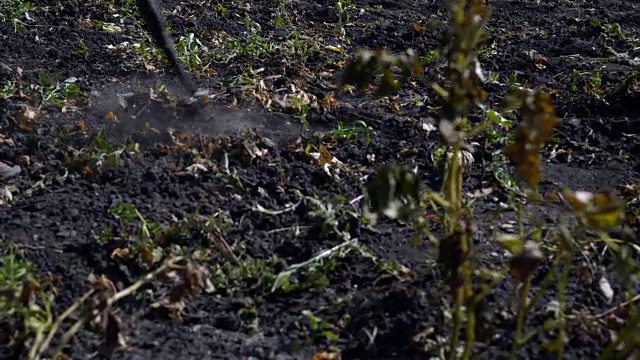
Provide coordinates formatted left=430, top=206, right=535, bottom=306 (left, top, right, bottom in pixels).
left=105, top=201, right=238, bottom=269
left=71, top=38, right=90, bottom=59
left=0, top=247, right=55, bottom=359
left=34, top=72, right=82, bottom=108
left=0, top=0, right=32, bottom=32
left=175, top=32, right=209, bottom=72
left=66, top=128, right=137, bottom=175
left=302, top=309, right=340, bottom=341
left=335, top=0, right=356, bottom=25
left=315, top=120, right=374, bottom=147
left=570, top=68, right=607, bottom=101
left=0, top=79, right=15, bottom=99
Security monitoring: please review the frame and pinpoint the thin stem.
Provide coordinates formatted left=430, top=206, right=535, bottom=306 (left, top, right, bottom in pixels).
left=510, top=276, right=531, bottom=360
left=448, top=286, right=464, bottom=360
left=555, top=254, right=571, bottom=360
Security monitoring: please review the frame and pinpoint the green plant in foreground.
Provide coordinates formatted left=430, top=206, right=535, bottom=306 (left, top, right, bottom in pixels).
left=66, top=128, right=138, bottom=175
left=35, top=72, right=82, bottom=108
left=339, top=0, right=634, bottom=359
left=0, top=0, right=32, bottom=32
left=0, top=248, right=54, bottom=358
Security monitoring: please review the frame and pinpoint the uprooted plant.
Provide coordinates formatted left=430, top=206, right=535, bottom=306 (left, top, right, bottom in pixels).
left=338, top=0, right=637, bottom=359
left=0, top=250, right=201, bottom=360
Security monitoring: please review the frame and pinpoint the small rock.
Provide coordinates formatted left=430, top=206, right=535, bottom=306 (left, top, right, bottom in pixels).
left=0, top=160, right=21, bottom=179
left=67, top=208, right=80, bottom=218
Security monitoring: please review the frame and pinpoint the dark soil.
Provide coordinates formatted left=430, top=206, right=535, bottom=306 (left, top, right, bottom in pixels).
left=1, top=0, right=639, bottom=359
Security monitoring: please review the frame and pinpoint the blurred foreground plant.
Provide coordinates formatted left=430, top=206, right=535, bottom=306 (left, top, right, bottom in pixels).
left=339, top=0, right=634, bottom=359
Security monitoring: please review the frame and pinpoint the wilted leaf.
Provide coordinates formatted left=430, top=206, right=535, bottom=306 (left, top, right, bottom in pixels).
left=561, top=190, right=624, bottom=231
left=312, top=351, right=341, bottom=360
left=98, top=312, right=129, bottom=357
left=509, top=240, right=543, bottom=282
left=16, top=105, right=41, bottom=132
left=501, top=89, right=559, bottom=188
left=110, top=247, right=130, bottom=259
left=103, top=111, right=117, bottom=121
left=562, top=190, right=595, bottom=212
left=18, top=278, right=40, bottom=306
left=318, top=144, right=333, bottom=166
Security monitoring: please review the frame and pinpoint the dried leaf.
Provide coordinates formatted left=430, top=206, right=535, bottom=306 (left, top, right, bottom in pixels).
left=18, top=278, right=40, bottom=306
left=103, top=111, right=117, bottom=121
left=16, top=105, right=41, bottom=132
left=312, top=349, right=341, bottom=360
left=110, top=247, right=130, bottom=259
left=140, top=246, right=156, bottom=267
left=318, top=144, right=333, bottom=166
left=98, top=312, right=129, bottom=357
left=562, top=190, right=624, bottom=231
left=74, top=120, right=89, bottom=133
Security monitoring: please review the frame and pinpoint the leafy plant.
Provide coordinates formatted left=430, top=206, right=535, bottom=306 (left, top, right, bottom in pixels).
left=337, top=0, right=633, bottom=358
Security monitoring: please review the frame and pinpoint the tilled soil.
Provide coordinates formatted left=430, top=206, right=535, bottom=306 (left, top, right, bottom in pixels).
left=1, top=0, right=639, bottom=359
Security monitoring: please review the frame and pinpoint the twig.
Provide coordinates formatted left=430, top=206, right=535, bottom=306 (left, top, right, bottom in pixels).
left=574, top=292, right=640, bottom=321
left=30, top=257, right=182, bottom=360
left=30, top=290, right=97, bottom=360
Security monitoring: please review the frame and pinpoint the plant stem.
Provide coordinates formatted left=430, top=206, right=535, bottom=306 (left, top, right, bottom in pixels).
left=448, top=286, right=464, bottom=360
left=555, top=254, right=571, bottom=360
left=598, top=309, right=640, bottom=360
left=461, top=261, right=475, bottom=360
left=510, top=276, right=531, bottom=360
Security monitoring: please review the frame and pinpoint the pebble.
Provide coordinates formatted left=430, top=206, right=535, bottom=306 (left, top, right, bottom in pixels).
left=0, top=160, right=21, bottom=179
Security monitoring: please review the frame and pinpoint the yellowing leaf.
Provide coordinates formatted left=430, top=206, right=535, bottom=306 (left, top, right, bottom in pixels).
left=561, top=190, right=594, bottom=212
left=562, top=190, right=624, bottom=231
left=495, top=234, right=523, bottom=254
left=585, top=208, right=623, bottom=231
left=104, top=111, right=118, bottom=121
left=326, top=45, right=343, bottom=53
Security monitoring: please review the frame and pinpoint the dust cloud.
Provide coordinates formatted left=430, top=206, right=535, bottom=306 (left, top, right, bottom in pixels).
left=83, top=75, right=305, bottom=146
